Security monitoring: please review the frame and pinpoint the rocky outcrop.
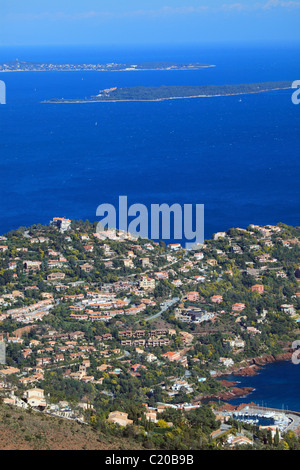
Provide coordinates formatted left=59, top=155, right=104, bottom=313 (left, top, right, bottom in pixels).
left=193, top=385, right=254, bottom=404
left=216, top=403, right=236, bottom=412
left=223, top=351, right=293, bottom=377
left=216, top=402, right=258, bottom=412
left=219, top=380, right=237, bottom=387
left=274, top=352, right=293, bottom=361
left=252, top=354, right=275, bottom=366
left=215, top=386, right=254, bottom=401
left=251, top=352, right=292, bottom=366
left=232, top=365, right=260, bottom=377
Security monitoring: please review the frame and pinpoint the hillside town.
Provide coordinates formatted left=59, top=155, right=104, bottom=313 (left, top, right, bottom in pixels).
left=0, top=218, right=300, bottom=449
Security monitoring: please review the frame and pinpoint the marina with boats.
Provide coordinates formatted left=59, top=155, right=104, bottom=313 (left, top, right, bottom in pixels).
left=220, top=405, right=300, bottom=434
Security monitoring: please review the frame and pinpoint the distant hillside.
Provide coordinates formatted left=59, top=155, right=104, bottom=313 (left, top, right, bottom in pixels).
left=0, top=402, right=144, bottom=450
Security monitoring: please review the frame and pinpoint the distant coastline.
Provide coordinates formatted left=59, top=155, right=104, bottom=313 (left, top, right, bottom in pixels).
left=0, top=59, right=215, bottom=73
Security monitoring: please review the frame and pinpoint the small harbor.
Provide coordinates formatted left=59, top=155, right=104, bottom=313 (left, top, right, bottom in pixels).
left=219, top=404, right=300, bottom=434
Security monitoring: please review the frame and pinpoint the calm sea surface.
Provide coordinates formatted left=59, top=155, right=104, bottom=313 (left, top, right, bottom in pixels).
left=224, top=360, right=300, bottom=411
left=0, top=43, right=299, bottom=240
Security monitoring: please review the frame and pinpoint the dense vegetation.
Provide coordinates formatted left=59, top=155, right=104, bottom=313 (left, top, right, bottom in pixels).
left=47, top=81, right=293, bottom=103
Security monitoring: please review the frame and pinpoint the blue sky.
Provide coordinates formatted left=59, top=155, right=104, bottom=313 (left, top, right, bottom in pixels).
left=1, top=0, right=300, bottom=46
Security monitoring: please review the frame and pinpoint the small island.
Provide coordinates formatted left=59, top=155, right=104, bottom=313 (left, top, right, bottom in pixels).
left=44, top=81, right=293, bottom=103
left=0, top=59, right=214, bottom=73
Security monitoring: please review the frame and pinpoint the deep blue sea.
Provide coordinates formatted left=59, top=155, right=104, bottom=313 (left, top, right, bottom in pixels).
left=0, top=43, right=299, bottom=240
left=224, top=360, right=300, bottom=411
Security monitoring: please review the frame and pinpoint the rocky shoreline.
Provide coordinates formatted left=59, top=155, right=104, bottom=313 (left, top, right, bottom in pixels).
left=193, top=352, right=293, bottom=405
left=192, top=380, right=255, bottom=405
left=193, top=386, right=254, bottom=405
left=217, top=352, right=293, bottom=378
left=216, top=381, right=255, bottom=402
